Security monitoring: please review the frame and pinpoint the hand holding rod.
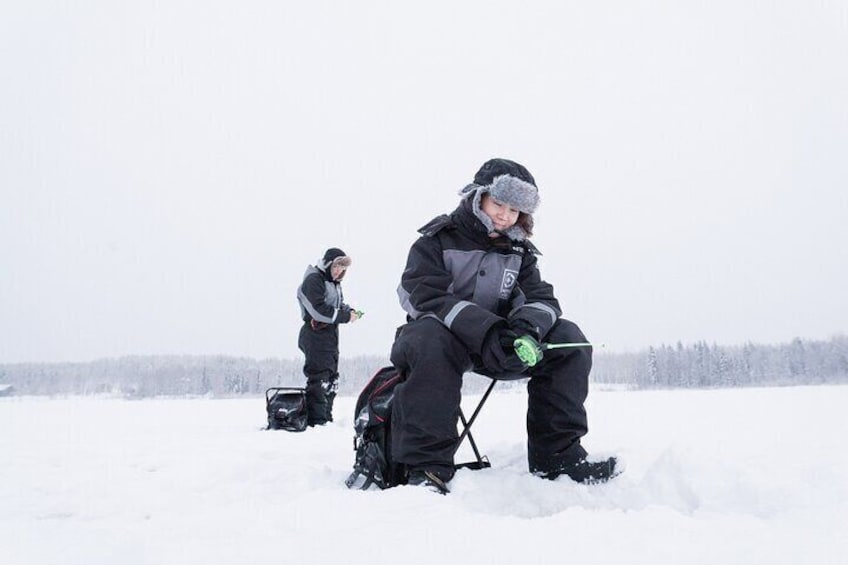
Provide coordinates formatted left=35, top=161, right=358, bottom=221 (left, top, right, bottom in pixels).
left=513, top=335, right=603, bottom=367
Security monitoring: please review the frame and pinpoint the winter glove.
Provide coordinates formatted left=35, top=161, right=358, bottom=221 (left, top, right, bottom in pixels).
left=509, top=318, right=540, bottom=341
left=481, top=326, right=528, bottom=374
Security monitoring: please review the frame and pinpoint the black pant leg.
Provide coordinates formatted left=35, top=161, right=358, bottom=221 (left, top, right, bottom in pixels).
left=390, top=318, right=472, bottom=479
left=298, top=322, right=340, bottom=425
left=526, top=319, right=592, bottom=474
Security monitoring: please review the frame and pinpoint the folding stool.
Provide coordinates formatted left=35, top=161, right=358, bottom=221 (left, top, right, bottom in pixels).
left=453, top=372, right=527, bottom=470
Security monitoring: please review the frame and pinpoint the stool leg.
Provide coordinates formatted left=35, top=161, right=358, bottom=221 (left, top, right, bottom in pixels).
left=454, top=379, right=498, bottom=470
left=458, top=408, right=486, bottom=467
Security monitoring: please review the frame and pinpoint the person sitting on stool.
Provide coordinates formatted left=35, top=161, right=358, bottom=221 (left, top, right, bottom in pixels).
left=390, top=158, right=620, bottom=493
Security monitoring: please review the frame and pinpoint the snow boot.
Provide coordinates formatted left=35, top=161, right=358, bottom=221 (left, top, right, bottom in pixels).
left=541, top=456, right=622, bottom=484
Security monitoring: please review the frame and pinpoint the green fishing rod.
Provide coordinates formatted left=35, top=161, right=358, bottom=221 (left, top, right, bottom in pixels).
left=513, top=335, right=604, bottom=367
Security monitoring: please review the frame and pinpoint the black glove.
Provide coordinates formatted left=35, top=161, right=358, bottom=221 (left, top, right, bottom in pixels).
left=509, top=318, right=540, bottom=341
left=481, top=326, right=527, bottom=374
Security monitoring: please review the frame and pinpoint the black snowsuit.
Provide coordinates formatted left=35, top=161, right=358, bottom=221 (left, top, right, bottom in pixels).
left=297, top=265, right=354, bottom=425
left=391, top=200, right=592, bottom=480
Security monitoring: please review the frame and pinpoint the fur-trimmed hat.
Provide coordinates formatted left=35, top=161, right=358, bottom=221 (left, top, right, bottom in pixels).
left=320, top=248, right=352, bottom=270
left=457, top=158, right=540, bottom=240
left=460, top=158, right=540, bottom=215
left=474, top=158, right=536, bottom=187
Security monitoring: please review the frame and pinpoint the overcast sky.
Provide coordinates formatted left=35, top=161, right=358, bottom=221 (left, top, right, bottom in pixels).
left=2, top=1, right=847, bottom=364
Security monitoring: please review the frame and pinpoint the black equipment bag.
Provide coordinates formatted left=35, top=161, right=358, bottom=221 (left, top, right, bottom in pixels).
left=265, top=387, right=308, bottom=432
left=344, top=366, right=406, bottom=490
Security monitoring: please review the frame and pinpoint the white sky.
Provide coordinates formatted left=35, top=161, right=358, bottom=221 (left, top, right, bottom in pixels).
left=2, top=1, right=847, bottom=363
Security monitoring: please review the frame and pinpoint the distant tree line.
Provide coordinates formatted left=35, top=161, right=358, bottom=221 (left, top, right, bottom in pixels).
left=1, top=335, right=846, bottom=398
left=0, top=355, right=390, bottom=398
left=591, top=335, right=848, bottom=389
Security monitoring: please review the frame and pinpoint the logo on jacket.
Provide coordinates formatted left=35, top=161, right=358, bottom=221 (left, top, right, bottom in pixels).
left=500, top=269, right=518, bottom=298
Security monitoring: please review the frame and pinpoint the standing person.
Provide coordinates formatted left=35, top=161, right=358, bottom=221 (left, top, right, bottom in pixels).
left=390, top=158, right=619, bottom=493
left=297, top=248, right=361, bottom=426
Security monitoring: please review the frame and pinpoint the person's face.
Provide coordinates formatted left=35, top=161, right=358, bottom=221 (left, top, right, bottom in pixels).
left=480, top=194, right=520, bottom=234
left=331, top=263, right=347, bottom=281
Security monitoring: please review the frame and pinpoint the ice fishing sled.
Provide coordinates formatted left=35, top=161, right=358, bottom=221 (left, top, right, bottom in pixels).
left=265, top=387, right=308, bottom=432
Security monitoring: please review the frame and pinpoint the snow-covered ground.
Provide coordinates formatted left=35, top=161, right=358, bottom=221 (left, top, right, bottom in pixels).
left=2, top=385, right=846, bottom=564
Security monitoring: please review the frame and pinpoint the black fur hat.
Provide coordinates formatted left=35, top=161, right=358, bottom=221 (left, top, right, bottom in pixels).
left=460, top=158, right=540, bottom=215
left=321, top=248, right=351, bottom=269
left=473, top=158, right=536, bottom=187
